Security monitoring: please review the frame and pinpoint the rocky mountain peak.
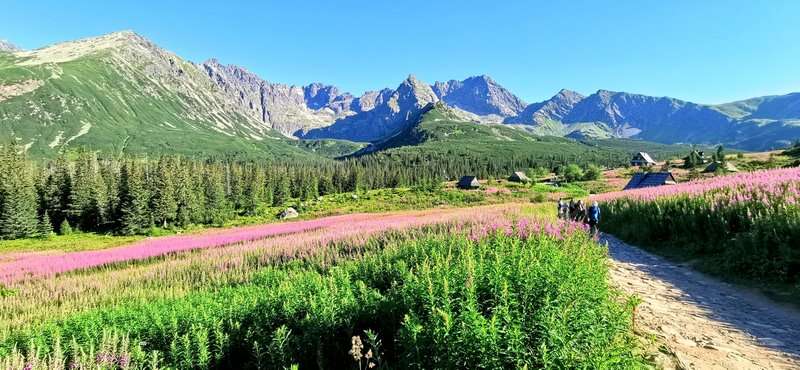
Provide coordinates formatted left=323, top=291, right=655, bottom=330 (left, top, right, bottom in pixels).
left=432, top=75, right=526, bottom=117
left=0, top=39, right=21, bottom=53
left=505, top=89, right=586, bottom=125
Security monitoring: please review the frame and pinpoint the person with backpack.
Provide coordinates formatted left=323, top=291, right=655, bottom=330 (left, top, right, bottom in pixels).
left=587, top=201, right=601, bottom=236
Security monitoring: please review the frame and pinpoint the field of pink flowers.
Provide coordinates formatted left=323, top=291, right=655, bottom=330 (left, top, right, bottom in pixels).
left=0, top=204, right=532, bottom=336
left=0, top=205, right=528, bottom=285
left=0, top=203, right=642, bottom=370
left=592, top=167, right=800, bottom=203
left=595, top=167, right=800, bottom=285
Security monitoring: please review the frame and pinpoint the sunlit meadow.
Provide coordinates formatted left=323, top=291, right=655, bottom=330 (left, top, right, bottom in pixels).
left=0, top=203, right=645, bottom=369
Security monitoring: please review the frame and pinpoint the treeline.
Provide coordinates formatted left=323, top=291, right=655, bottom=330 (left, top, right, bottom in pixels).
left=0, top=147, right=369, bottom=239
left=0, top=143, right=638, bottom=240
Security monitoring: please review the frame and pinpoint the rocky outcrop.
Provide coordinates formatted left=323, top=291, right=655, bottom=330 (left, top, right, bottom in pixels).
left=432, top=75, right=527, bottom=117
left=301, top=75, right=439, bottom=142
left=505, top=89, right=585, bottom=125
left=200, top=59, right=355, bottom=135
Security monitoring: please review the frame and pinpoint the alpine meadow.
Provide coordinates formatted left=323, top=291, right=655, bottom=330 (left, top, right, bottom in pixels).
left=2, top=2, right=800, bottom=369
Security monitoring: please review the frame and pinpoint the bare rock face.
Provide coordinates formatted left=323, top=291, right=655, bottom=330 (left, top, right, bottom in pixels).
left=432, top=75, right=527, bottom=117
left=505, top=89, right=585, bottom=125
left=201, top=59, right=356, bottom=136
left=301, top=75, right=440, bottom=142
left=351, top=89, right=393, bottom=113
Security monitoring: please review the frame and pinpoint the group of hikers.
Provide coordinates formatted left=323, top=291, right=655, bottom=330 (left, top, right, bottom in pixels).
left=557, top=198, right=601, bottom=234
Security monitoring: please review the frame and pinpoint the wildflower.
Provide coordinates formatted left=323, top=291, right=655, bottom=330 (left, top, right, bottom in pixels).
left=349, top=335, right=364, bottom=361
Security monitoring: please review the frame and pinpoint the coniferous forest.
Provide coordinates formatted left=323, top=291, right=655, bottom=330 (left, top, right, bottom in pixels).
left=0, top=142, right=642, bottom=240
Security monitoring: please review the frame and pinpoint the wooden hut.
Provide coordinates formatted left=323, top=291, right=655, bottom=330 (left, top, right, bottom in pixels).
left=623, top=172, right=677, bottom=190
left=457, top=176, right=481, bottom=189
left=630, top=152, right=657, bottom=167
left=703, top=161, right=739, bottom=173
left=508, top=171, right=531, bottom=183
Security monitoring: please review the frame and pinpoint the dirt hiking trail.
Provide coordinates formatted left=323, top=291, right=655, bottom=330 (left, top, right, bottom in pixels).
left=602, top=235, right=800, bottom=369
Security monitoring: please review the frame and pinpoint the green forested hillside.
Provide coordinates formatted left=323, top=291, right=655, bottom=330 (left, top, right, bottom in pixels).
left=0, top=33, right=312, bottom=159
left=356, top=103, right=692, bottom=179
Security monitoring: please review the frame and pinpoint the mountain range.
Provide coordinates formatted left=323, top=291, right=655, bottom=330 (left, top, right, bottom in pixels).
left=1, top=30, right=799, bottom=158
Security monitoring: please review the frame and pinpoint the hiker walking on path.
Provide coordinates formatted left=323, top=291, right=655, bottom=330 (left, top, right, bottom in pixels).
left=568, top=200, right=576, bottom=220
left=587, top=201, right=600, bottom=236
left=573, top=200, right=587, bottom=223
left=557, top=198, right=568, bottom=219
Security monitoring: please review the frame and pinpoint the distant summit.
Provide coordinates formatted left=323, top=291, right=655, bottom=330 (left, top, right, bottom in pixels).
left=1, top=30, right=800, bottom=156
left=433, top=75, right=527, bottom=117
left=0, top=39, right=21, bottom=52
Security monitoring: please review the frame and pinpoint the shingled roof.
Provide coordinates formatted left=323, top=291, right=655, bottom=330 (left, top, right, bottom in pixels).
left=457, top=176, right=481, bottom=189
left=631, top=152, right=657, bottom=166
left=623, top=172, right=677, bottom=190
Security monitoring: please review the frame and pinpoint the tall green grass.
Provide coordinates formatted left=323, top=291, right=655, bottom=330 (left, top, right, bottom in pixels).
left=2, top=230, right=642, bottom=369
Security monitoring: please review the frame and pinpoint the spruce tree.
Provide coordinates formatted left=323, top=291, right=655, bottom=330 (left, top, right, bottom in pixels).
left=203, top=164, right=229, bottom=225
left=38, top=210, right=54, bottom=238
left=242, top=165, right=265, bottom=216
left=273, top=173, right=291, bottom=206
left=42, top=155, right=73, bottom=231
left=118, top=160, right=151, bottom=235
left=69, top=149, right=105, bottom=231
left=150, top=157, right=178, bottom=228
left=0, top=145, right=39, bottom=239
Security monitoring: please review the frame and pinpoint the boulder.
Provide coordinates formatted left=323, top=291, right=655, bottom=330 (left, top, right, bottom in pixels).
left=279, top=207, right=299, bottom=220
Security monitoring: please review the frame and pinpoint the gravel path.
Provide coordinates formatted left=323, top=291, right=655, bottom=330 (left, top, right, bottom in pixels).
left=602, top=234, right=800, bottom=369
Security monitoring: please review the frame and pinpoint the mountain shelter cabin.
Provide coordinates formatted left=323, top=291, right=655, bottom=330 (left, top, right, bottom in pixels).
left=457, top=176, right=481, bottom=189
left=630, top=152, right=657, bottom=167
left=508, top=171, right=531, bottom=183
left=623, top=172, right=677, bottom=190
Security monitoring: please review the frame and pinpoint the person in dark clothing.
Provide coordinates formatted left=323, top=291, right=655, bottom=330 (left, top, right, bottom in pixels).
left=568, top=200, right=576, bottom=220
left=574, top=200, right=586, bottom=222
left=587, top=201, right=601, bottom=236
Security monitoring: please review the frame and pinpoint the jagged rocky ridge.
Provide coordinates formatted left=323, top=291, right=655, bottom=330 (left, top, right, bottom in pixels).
left=2, top=30, right=800, bottom=153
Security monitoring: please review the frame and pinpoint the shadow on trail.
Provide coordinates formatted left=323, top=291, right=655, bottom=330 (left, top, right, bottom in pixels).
left=601, top=234, right=800, bottom=360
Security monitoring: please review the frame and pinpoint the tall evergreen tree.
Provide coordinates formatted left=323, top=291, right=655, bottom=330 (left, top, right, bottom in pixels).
left=118, top=160, right=151, bottom=235
left=150, top=156, right=178, bottom=227
left=273, top=173, right=291, bottom=206
left=69, top=149, right=105, bottom=231
left=241, top=165, right=265, bottom=216
left=0, top=145, right=39, bottom=239
left=203, top=164, right=229, bottom=225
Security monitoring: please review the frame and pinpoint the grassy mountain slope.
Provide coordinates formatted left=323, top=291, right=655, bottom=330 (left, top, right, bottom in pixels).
left=0, top=32, right=313, bottom=159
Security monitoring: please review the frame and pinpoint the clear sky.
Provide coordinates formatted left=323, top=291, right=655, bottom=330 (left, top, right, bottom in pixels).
left=2, top=0, right=799, bottom=104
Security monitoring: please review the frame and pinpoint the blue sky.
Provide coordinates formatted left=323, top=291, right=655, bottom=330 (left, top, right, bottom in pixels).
left=3, top=0, right=799, bottom=104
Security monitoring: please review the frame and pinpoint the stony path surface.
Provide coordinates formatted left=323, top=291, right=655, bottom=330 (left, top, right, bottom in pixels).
left=602, top=234, right=800, bottom=370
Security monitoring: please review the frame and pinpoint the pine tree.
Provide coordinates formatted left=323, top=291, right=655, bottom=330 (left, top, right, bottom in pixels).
left=0, top=145, right=39, bottom=239
left=273, top=173, right=291, bottom=206
left=118, top=160, right=151, bottom=235
left=68, top=149, right=105, bottom=231
left=150, top=157, right=178, bottom=228
left=59, top=219, right=73, bottom=235
left=174, top=163, right=199, bottom=227
left=203, top=164, right=229, bottom=225
left=318, top=175, right=334, bottom=196
left=38, top=210, right=54, bottom=238
left=241, top=165, right=265, bottom=216
left=42, top=155, right=73, bottom=231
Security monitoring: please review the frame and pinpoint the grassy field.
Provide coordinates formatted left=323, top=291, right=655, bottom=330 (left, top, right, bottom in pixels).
left=0, top=205, right=644, bottom=369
